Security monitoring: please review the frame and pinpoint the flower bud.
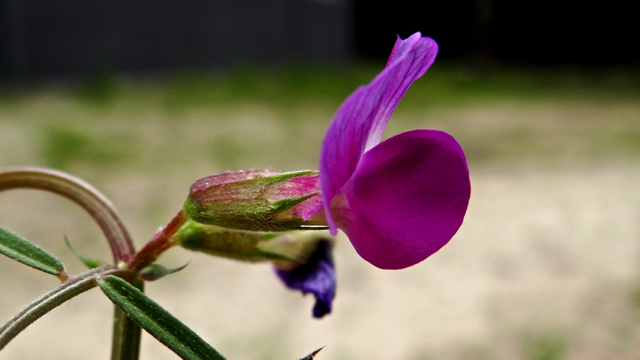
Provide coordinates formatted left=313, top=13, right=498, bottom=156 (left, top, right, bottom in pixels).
left=176, top=220, right=330, bottom=266
left=183, top=170, right=325, bottom=232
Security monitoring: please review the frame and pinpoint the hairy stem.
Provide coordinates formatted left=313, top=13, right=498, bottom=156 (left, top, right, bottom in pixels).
left=0, top=266, right=130, bottom=350
left=128, top=211, right=186, bottom=272
left=0, top=167, right=142, bottom=359
left=0, top=167, right=135, bottom=263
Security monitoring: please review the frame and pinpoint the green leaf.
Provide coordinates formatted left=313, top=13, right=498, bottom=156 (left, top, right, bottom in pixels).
left=299, top=347, right=324, bottom=359
left=98, top=275, right=226, bottom=360
left=0, top=225, right=66, bottom=278
left=138, top=263, right=189, bottom=281
left=65, top=236, right=103, bottom=269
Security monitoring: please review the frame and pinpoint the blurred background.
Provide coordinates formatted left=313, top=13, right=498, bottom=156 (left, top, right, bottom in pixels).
left=1, top=0, right=639, bottom=359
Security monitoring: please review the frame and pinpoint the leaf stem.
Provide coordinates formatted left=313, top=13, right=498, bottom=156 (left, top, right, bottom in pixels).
left=0, top=266, right=130, bottom=350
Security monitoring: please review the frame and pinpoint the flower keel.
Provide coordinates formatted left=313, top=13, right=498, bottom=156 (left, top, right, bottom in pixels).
left=275, top=239, right=335, bottom=318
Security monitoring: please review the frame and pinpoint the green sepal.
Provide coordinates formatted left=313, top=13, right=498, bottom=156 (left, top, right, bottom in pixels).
left=0, top=225, right=66, bottom=278
left=251, top=170, right=317, bottom=187
left=98, top=275, right=226, bottom=360
left=299, top=347, right=324, bottom=359
left=65, top=236, right=103, bottom=269
left=138, top=263, right=189, bottom=282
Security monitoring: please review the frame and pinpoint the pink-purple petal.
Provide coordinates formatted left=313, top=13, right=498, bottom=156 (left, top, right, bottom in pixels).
left=319, top=33, right=438, bottom=234
left=331, top=130, right=470, bottom=269
left=289, top=194, right=323, bottom=221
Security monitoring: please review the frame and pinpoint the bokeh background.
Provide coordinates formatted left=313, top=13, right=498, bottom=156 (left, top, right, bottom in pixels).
left=1, top=0, right=640, bottom=359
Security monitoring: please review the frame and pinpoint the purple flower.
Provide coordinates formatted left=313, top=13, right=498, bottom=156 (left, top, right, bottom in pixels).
left=318, top=32, right=471, bottom=270
left=275, top=239, right=335, bottom=318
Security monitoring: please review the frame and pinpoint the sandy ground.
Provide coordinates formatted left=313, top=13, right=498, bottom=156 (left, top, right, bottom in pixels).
left=1, top=99, right=640, bottom=359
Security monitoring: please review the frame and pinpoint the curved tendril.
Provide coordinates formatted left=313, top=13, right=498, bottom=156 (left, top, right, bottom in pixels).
left=0, top=167, right=136, bottom=264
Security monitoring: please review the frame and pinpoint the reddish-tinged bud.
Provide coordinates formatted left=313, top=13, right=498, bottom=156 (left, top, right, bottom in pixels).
left=184, top=170, right=325, bottom=232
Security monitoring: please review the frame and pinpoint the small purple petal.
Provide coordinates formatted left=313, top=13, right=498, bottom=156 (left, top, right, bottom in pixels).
left=330, top=130, right=470, bottom=269
left=320, top=33, right=438, bottom=234
left=274, top=240, right=335, bottom=318
left=288, top=194, right=323, bottom=221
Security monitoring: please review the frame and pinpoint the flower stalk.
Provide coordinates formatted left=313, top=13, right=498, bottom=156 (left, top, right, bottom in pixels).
left=127, top=210, right=187, bottom=273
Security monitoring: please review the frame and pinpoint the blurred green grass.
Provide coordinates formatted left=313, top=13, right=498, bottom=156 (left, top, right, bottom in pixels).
left=1, top=63, right=639, bottom=174
left=524, top=332, right=567, bottom=360
left=3, top=63, right=639, bottom=110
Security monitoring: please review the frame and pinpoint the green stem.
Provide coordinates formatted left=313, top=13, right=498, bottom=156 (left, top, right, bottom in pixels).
left=111, top=280, right=144, bottom=360
left=0, top=266, right=129, bottom=350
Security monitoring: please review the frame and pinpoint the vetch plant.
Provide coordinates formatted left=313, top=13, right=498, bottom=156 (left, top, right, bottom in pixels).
left=0, top=32, right=470, bottom=359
